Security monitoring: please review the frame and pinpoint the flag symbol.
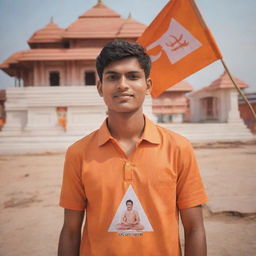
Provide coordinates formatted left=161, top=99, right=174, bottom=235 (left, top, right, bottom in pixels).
left=147, top=18, right=202, bottom=64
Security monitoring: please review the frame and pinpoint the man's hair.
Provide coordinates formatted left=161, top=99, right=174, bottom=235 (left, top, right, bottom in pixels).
left=126, top=199, right=133, bottom=205
left=96, top=40, right=151, bottom=81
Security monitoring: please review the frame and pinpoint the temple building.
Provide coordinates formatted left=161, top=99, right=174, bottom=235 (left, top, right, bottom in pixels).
left=189, top=71, right=248, bottom=123
left=0, top=0, right=146, bottom=87
left=239, top=92, right=256, bottom=133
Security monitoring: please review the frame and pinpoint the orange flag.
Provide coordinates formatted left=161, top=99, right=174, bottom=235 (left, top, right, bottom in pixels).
left=137, top=0, right=222, bottom=97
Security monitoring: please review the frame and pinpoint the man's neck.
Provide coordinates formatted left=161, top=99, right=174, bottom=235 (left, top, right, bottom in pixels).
left=107, top=110, right=145, bottom=141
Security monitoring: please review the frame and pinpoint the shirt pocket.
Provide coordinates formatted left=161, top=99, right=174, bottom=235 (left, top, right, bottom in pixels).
left=154, top=168, right=177, bottom=209
left=157, top=167, right=177, bottom=185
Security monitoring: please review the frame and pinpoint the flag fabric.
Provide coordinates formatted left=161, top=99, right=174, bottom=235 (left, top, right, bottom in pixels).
left=137, top=0, right=222, bottom=97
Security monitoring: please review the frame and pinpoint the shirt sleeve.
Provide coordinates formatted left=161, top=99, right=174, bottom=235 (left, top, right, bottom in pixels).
left=176, top=140, right=208, bottom=210
left=59, top=146, right=87, bottom=211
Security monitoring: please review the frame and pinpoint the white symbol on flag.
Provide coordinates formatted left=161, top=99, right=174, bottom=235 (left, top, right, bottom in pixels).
left=147, top=18, right=202, bottom=64
left=108, top=185, right=153, bottom=234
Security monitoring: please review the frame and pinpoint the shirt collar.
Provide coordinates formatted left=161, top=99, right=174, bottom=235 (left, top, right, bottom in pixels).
left=98, top=119, right=112, bottom=146
left=98, top=116, right=161, bottom=147
left=141, top=116, right=161, bottom=145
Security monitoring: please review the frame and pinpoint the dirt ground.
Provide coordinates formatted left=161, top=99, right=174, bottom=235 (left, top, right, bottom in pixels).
left=0, top=143, right=255, bottom=256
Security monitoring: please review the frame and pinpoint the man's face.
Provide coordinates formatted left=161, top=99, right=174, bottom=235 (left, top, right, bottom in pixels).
left=97, top=57, right=152, bottom=114
left=126, top=202, right=133, bottom=211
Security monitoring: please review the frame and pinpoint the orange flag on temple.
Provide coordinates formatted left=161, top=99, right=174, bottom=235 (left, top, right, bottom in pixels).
left=137, top=0, right=222, bottom=97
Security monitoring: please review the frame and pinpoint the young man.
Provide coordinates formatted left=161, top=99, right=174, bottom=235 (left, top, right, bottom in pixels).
left=58, top=40, right=208, bottom=256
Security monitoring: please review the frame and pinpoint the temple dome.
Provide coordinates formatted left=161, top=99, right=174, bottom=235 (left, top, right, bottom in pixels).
left=116, top=14, right=146, bottom=38
left=79, top=0, right=121, bottom=18
left=63, top=1, right=146, bottom=39
left=189, top=71, right=249, bottom=96
left=1, top=1, right=147, bottom=77
left=28, top=18, right=64, bottom=45
left=208, top=71, right=249, bottom=89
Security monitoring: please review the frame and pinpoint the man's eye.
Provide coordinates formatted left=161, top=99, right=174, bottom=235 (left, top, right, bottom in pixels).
left=107, top=75, right=118, bottom=81
left=128, top=74, right=139, bottom=80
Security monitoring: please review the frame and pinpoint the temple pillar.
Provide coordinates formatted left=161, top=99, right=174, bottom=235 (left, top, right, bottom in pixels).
left=226, top=89, right=243, bottom=123
left=70, top=61, right=79, bottom=85
left=33, top=62, right=39, bottom=86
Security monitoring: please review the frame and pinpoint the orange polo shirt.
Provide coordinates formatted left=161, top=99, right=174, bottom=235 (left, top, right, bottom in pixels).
left=59, top=117, right=208, bottom=256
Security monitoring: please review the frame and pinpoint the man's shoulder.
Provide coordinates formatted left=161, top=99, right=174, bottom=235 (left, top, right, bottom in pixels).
left=66, top=128, right=100, bottom=155
left=153, top=122, right=192, bottom=149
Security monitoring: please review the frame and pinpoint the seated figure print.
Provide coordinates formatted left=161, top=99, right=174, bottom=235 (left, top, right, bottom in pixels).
left=116, top=199, right=144, bottom=231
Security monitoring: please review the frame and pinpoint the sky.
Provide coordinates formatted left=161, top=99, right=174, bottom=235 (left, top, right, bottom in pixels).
left=0, top=0, right=255, bottom=92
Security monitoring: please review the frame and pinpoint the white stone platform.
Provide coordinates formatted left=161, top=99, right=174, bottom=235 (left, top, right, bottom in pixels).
left=0, top=122, right=254, bottom=155
left=162, top=122, right=255, bottom=142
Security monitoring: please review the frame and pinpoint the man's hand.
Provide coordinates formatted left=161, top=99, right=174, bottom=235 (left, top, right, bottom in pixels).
left=58, top=209, right=85, bottom=256
left=180, top=205, right=207, bottom=256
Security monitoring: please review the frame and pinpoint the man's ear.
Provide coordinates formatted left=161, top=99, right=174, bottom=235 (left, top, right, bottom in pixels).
left=146, top=78, right=152, bottom=95
left=97, top=80, right=103, bottom=97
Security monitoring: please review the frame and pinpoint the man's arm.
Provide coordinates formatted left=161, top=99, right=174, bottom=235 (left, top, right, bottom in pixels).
left=180, top=205, right=207, bottom=256
left=58, top=209, right=85, bottom=256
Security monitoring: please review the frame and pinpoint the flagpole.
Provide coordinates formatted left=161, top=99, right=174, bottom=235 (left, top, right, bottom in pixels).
left=191, top=0, right=256, bottom=121
left=221, top=58, right=256, bottom=120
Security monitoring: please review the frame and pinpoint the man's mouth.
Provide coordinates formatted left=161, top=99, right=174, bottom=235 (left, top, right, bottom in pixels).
left=113, top=93, right=134, bottom=98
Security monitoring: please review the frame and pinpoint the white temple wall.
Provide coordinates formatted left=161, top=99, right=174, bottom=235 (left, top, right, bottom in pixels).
left=188, top=91, right=213, bottom=122
left=189, top=95, right=200, bottom=122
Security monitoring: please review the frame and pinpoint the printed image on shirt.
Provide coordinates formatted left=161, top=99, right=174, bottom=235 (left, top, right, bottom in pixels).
left=108, top=185, right=153, bottom=235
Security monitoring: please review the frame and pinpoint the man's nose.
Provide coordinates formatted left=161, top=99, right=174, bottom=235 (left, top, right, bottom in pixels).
left=118, top=76, right=129, bottom=90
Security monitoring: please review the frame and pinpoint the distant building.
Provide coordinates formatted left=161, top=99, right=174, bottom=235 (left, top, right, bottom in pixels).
left=153, top=81, right=192, bottom=123
left=239, top=92, right=256, bottom=133
left=189, top=71, right=248, bottom=124
left=0, top=90, right=6, bottom=129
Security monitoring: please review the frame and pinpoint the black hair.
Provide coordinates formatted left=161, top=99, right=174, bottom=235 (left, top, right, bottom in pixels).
left=96, top=39, right=151, bottom=81
left=126, top=199, right=133, bottom=205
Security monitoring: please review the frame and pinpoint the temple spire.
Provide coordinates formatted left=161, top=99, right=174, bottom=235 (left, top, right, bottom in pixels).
left=95, top=0, right=105, bottom=7
left=50, top=16, right=54, bottom=24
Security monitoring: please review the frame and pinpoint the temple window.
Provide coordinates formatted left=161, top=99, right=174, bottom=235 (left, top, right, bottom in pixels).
left=64, top=41, right=70, bottom=49
left=49, top=71, right=60, bottom=86
left=84, top=71, right=96, bottom=86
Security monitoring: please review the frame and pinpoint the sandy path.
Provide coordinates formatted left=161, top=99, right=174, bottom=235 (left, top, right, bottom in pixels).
left=0, top=144, right=255, bottom=255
